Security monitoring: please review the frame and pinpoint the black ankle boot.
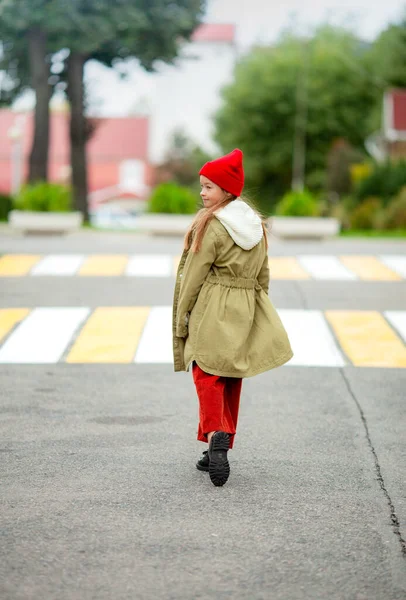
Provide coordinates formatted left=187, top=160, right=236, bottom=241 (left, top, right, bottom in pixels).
left=208, top=431, right=230, bottom=486
left=196, top=450, right=210, bottom=472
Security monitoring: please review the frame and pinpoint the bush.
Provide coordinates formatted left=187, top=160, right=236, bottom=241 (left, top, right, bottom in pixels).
left=349, top=197, right=382, bottom=230
left=382, top=187, right=406, bottom=230
left=13, top=182, right=72, bottom=212
left=148, top=182, right=198, bottom=214
left=274, top=189, right=320, bottom=217
left=355, top=160, right=406, bottom=205
left=0, top=193, right=13, bottom=220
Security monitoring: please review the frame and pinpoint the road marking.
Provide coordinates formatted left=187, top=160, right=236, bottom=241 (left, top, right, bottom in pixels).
left=31, top=254, right=85, bottom=275
left=0, top=307, right=90, bottom=364
left=325, top=310, right=406, bottom=367
left=78, top=255, right=128, bottom=276
left=298, top=255, right=357, bottom=280
left=278, top=309, right=345, bottom=366
left=67, top=307, right=150, bottom=363
left=1, top=254, right=405, bottom=280
left=135, top=306, right=173, bottom=363
left=268, top=257, right=310, bottom=279
left=0, top=255, right=42, bottom=276
left=1, top=308, right=405, bottom=366
left=385, top=311, right=406, bottom=343
left=339, top=256, right=401, bottom=281
left=126, top=255, right=172, bottom=277
left=379, top=255, right=406, bottom=278
left=0, top=308, right=30, bottom=342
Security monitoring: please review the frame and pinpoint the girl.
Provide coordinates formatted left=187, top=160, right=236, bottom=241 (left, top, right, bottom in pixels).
left=172, top=148, right=293, bottom=487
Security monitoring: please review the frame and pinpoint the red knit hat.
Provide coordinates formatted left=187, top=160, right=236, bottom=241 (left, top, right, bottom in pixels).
left=199, top=148, right=244, bottom=197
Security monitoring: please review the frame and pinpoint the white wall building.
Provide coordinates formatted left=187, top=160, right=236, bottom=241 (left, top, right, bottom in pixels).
left=147, top=24, right=237, bottom=164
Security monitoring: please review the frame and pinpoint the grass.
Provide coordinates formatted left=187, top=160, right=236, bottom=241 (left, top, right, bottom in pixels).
left=340, top=229, right=406, bottom=238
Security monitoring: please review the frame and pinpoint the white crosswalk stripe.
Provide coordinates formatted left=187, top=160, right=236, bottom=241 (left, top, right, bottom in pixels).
left=380, top=255, right=406, bottom=278
left=385, top=311, right=406, bottom=342
left=126, top=255, right=172, bottom=277
left=297, top=256, right=357, bottom=280
left=278, top=309, right=346, bottom=366
left=135, top=306, right=173, bottom=363
left=31, top=254, right=85, bottom=275
left=0, top=307, right=90, bottom=364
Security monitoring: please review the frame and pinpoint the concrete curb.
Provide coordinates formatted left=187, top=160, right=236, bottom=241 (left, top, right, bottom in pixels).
left=8, top=210, right=83, bottom=235
left=133, top=214, right=341, bottom=239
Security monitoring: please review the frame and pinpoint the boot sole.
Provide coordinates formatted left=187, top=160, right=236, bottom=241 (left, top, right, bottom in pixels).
left=208, top=432, right=230, bottom=486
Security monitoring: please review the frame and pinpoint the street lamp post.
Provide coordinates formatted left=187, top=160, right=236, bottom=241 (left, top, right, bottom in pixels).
left=292, top=40, right=309, bottom=192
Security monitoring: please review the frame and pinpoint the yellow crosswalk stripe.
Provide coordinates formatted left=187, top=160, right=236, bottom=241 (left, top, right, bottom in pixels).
left=0, top=308, right=30, bottom=342
left=0, top=255, right=42, bottom=276
left=66, top=307, right=150, bottom=363
left=269, top=257, right=310, bottom=279
left=78, top=255, right=129, bottom=276
left=339, top=256, right=401, bottom=281
left=325, top=310, right=406, bottom=367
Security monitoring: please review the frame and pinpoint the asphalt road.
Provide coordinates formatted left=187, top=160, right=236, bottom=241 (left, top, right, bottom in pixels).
left=1, top=228, right=406, bottom=600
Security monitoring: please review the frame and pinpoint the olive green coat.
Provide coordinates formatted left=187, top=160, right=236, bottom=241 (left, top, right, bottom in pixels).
left=172, top=218, right=293, bottom=378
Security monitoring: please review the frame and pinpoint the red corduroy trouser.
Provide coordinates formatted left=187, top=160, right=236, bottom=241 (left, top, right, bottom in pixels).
left=192, top=362, right=242, bottom=450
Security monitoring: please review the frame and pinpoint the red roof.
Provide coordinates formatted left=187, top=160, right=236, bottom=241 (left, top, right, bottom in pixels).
left=0, top=110, right=149, bottom=161
left=0, top=109, right=150, bottom=195
left=191, top=24, right=235, bottom=43
left=391, top=89, right=406, bottom=132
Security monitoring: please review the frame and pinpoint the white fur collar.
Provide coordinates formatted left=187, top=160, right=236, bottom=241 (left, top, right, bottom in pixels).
left=214, top=199, right=263, bottom=250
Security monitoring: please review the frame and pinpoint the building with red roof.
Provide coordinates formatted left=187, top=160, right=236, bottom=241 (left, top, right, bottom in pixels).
left=0, top=107, right=151, bottom=210
left=191, top=23, right=235, bottom=43
left=148, top=22, right=237, bottom=163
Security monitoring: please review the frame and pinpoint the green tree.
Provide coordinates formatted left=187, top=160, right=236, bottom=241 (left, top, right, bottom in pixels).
left=0, top=0, right=205, bottom=221
left=366, top=14, right=406, bottom=89
left=52, top=0, right=205, bottom=222
left=0, top=4, right=59, bottom=182
left=214, top=26, right=378, bottom=213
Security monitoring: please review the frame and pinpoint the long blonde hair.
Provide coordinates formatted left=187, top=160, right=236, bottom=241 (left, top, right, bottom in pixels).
left=184, top=193, right=268, bottom=253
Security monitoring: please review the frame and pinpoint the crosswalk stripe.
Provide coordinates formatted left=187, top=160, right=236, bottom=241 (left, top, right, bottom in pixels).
left=298, top=255, right=357, bottom=280
left=380, top=255, right=406, bottom=278
left=31, top=254, right=85, bottom=275
left=0, top=308, right=30, bottom=343
left=325, top=310, right=406, bottom=367
left=339, top=256, right=401, bottom=281
left=0, top=307, right=90, bottom=364
left=268, top=257, right=310, bottom=279
left=78, top=255, right=129, bottom=276
left=135, top=306, right=173, bottom=363
left=1, top=308, right=405, bottom=366
left=385, top=311, right=406, bottom=343
left=1, top=254, right=405, bottom=280
left=126, top=255, right=172, bottom=277
left=67, top=307, right=150, bottom=363
left=0, top=255, right=42, bottom=275
left=278, top=309, right=345, bottom=366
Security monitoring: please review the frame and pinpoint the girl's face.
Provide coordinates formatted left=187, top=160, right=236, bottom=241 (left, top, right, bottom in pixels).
left=200, top=175, right=228, bottom=208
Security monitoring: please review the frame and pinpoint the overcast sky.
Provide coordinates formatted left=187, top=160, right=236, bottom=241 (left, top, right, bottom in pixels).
left=206, top=0, right=405, bottom=48
left=83, top=0, right=405, bottom=116
left=14, top=0, right=406, bottom=115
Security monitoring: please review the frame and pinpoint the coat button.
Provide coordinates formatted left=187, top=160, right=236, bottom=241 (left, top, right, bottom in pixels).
left=174, top=341, right=178, bottom=347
